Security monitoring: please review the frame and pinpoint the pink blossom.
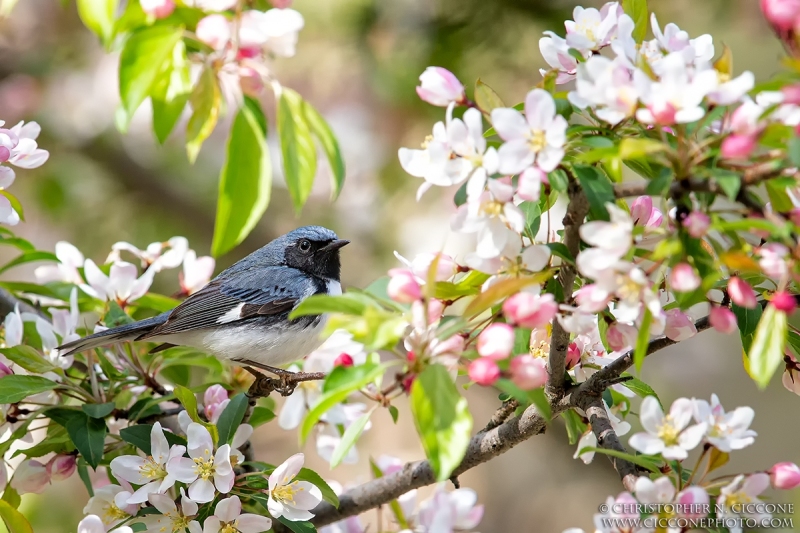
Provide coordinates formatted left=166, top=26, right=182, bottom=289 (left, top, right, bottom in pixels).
left=415, top=67, right=465, bottom=107
left=334, top=353, right=354, bottom=367
left=204, top=385, right=229, bottom=423
left=11, top=460, right=50, bottom=494
left=0, top=361, right=11, bottom=377
left=468, top=358, right=500, bottom=386
left=728, top=277, right=758, bottom=308
left=770, top=462, right=800, bottom=489
left=669, top=263, right=701, bottom=293
left=683, top=211, right=710, bottom=238
left=709, top=306, right=737, bottom=334
left=761, top=0, right=800, bottom=31
left=631, top=196, right=663, bottom=228
left=517, top=167, right=546, bottom=202
left=565, top=343, right=581, bottom=369
left=141, top=0, right=175, bottom=18
left=607, top=322, right=638, bottom=352
left=759, top=242, right=790, bottom=279
left=510, top=355, right=547, bottom=390
left=387, top=268, right=422, bottom=303
left=782, top=84, right=800, bottom=104
left=770, top=291, right=797, bottom=314
left=477, top=323, right=514, bottom=360
left=721, top=134, right=757, bottom=159
left=664, top=309, right=697, bottom=341
left=574, top=284, right=611, bottom=313
left=196, top=14, right=231, bottom=50
left=676, top=486, right=710, bottom=519
left=503, top=292, right=558, bottom=329
left=46, top=455, right=76, bottom=482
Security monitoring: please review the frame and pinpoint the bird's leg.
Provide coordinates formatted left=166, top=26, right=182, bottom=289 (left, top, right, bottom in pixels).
left=238, top=359, right=327, bottom=396
left=242, top=365, right=280, bottom=398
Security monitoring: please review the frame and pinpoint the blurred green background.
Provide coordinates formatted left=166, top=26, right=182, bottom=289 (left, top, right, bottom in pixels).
left=1, top=0, right=799, bottom=531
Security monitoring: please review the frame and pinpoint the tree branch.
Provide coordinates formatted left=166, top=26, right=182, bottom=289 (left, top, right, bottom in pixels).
left=0, top=287, right=46, bottom=319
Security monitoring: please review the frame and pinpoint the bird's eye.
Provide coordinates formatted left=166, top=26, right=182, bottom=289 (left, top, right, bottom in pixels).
left=298, top=239, right=312, bottom=253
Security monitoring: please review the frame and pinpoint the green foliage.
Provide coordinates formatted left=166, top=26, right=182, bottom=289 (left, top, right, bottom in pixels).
left=186, top=66, right=222, bottom=163
left=633, top=307, right=652, bottom=372
left=0, top=500, right=33, bottom=533
left=749, top=304, right=787, bottom=388
left=574, top=165, right=616, bottom=221
left=216, top=393, right=249, bottom=445
left=410, top=365, right=473, bottom=481
left=0, top=346, right=56, bottom=374
left=151, top=40, right=192, bottom=143
left=64, top=413, right=107, bottom=469
left=329, top=407, right=375, bottom=469
left=303, top=100, right=346, bottom=200
left=622, top=0, right=649, bottom=42
left=278, top=88, right=318, bottom=213
left=0, top=375, right=58, bottom=403
left=76, top=0, right=118, bottom=46
left=474, top=79, right=505, bottom=114
left=733, top=303, right=763, bottom=354
left=119, top=424, right=187, bottom=454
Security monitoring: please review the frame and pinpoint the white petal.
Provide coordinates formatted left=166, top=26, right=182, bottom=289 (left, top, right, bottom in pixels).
left=525, top=89, right=556, bottom=131
left=269, top=453, right=304, bottom=490
left=490, top=108, right=529, bottom=141
left=628, top=432, right=664, bottom=455
left=497, top=140, right=534, bottom=175
left=215, top=495, right=241, bottom=523
left=237, top=514, right=273, bottom=533
left=188, top=478, right=216, bottom=503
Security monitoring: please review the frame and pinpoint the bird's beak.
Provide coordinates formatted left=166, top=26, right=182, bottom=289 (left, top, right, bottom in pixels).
left=320, top=239, right=350, bottom=253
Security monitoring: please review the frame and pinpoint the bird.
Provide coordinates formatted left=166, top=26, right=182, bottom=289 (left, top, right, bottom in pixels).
left=57, top=226, right=349, bottom=384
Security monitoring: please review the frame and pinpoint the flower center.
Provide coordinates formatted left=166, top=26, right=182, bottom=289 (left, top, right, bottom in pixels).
left=479, top=199, right=504, bottom=217
left=170, top=515, right=192, bottom=533
left=657, top=415, right=680, bottom=446
left=139, top=456, right=167, bottom=480
left=724, top=491, right=753, bottom=510
left=102, top=503, right=129, bottom=524
left=221, top=523, right=239, bottom=533
left=529, top=130, right=547, bottom=152
left=421, top=134, right=433, bottom=149
left=272, top=481, right=305, bottom=503
left=193, top=455, right=216, bottom=480
left=615, top=274, right=643, bottom=302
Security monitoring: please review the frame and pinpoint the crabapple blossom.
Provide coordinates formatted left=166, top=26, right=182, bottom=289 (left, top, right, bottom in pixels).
left=717, top=474, right=772, bottom=528
left=664, top=309, right=697, bottom=341
left=167, top=423, right=235, bottom=502
left=415, top=67, right=465, bottom=107
left=606, top=322, right=637, bottom=352
left=203, top=384, right=230, bottom=424
left=46, top=454, right=76, bottom=481
left=676, top=486, right=710, bottom=519
left=628, top=396, right=707, bottom=460
left=3, top=304, right=22, bottom=347
left=81, top=260, right=155, bottom=306
left=539, top=32, right=580, bottom=83
left=503, top=292, right=558, bottom=329
left=34, top=241, right=85, bottom=284
left=491, top=89, right=567, bottom=173
left=669, top=263, right=700, bottom=292
left=468, top=357, right=500, bottom=386
left=510, top=355, right=547, bottom=390
left=110, top=422, right=185, bottom=503
left=203, top=495, right=273, bottom=533
left=761, top=0, right=800, bottom=31
left=110, top=236, right=188, bottom=272
left=630, top=196, right=663, bottom=229
left=239, top=8, right=305, bottom=58
left=415, top=486, right=484, bottom=532
left=83, top=483, right=138, bottom=529
left=447, top=107, right=499, bottom=197
left=574, top=401, right=630, bottom=464
left=140, top=0, right=175, bottom=18
left=139, top=491, right=201, bottom=533
left=709, top=306, right=737, bottom=334
left=759, top=242, right=790, bottom=279
left=267, top=453, right=323, bottom=521
left=564, top=4, right=622, bottom=51
left=476, top=323, right=514, bottom=360
left=721, top=133, right=758, bottom=159
left=692, top=394, right=756, bottom=452
left=186, top=0, right=237, bottom=11
left=728, top=276, right=758, bottom=308
left=196, top=14, right=231, bottom=50
left=387, top=269, right=422, bottom=303
left=683, top=211, right=710, bottom=238
left=78, top=515, right=133, bottom=533
left=180, top=250, right=215, bottom=295
left=394, top=251, right=456, bottom=282
left=770, top=290, right=797, bottom=314
left=10, top=460, right=49, bottom=494
left=770, top=462, right=800, bottom=489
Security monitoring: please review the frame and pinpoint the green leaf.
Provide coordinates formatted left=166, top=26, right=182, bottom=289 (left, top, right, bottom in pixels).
left=173, top=385, right=200, bottom=422
left=633, top=307, right=652, bottom=372
left=300, top=363, right=387, bottom=443
left=151, top=39, right=192, bottom=143
left=733, top=303, right=763, bottom=353
left=104, top=300, right=134, bottom=327
left=789, top=134, right=800, bottom=167
left=622, top=0, right=648, bottom=43
left=474, top=79, right=505, bottom=114
left=295, top=468, right=340, bottom=508
left=766, top=179, right=795, bottom=213
left=329, top=407, right=374, bottom=468
left=76, top=0, right=118, bottom=45
left=548, top=169, right=569, bottom=193
left=577, top=447, right=660, bottom=472
left=0, top=191, right=23, bottom=222
left=119, top=424, right=187, bottom=454
left=620, top=375, right=661, bottom=407
left=495, top=379, right=550, bottom=419
left=65, top=413, right=107, bottom=469
left=0, top=251, right=58, bottom=275
left=277, top=517, right=316, bottom=533
left=0, top=499, right=33, bottom=533
left=186, top=66, right=222, bottom=162
left=119, top=26, right=183, bottom=126
left=546, top=242, right=574, bottom=264
left=303, top=100, right=345, bottom=200
left=574, top=165, right=615, bottom=221
left=134, top=293, right=181, bottom=313
left=211, top=97, right=272, bottom=257
left=278, top=88, right=317, bottom=213
left=388, top=405, right=399, bottom=423
left=249, top=406, right=275, bottom=427
left=77, top=460, right=94, bottom=496
left=645, top=169, right=672, bottom=196
left=710, top=169, right=741, bottom=200
left=519, top=201, right=541, bottom=239
left=410, top=365, right=473, bottom=481
left=0, top=346, right=56, bottom=374
left=290, top=293, right=369, bottom=318
left=82, top=402, right=116, bottom=419
left=1, top=486, right=20, bottom=510
left=216, top=393, right=248, bottom=445
left=562, top=410, right=587, bottom=446
left=0, top=375, right=58, bottom=404
left=749, top=304, right=788, bottom=389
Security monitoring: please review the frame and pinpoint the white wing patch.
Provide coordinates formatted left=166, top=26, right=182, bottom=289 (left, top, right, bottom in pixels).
left=216, top=303, right=244, bottom=324
left=327, top=280, right=342, bottom=296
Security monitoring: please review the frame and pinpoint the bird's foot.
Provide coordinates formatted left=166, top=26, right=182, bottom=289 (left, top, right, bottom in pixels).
left=242, top=365, right=305, bottom=398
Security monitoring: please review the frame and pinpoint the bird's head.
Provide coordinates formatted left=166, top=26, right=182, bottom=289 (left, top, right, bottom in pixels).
left=281, top=226, right=349, bottom=280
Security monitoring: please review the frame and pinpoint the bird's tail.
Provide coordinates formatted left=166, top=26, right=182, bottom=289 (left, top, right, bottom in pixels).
left=57, top=312, right=169, bottom=357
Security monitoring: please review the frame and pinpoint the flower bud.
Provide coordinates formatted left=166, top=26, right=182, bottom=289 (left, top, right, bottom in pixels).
left=387, top=269, right=422, bottom=304
left=771, top=291, right=797, bottom=314
left=607, top=323, right=638, bottom=352
left=728, top=277, right=758, bottom=308
left=46, top=454, right=76, bottom=482
left=565, top=343, right=581, bottom=370
left=204, top=384, right=229, bottom=423
left=631, top=196, right=662, bottom=228
left=334, top=353, right=354, bottom=367
left=709, top=306, right=737, bottom=334
left=0, top=146, right=9, bottom=163
left=770, top=462, right=800, bottom=489
left=468, top=358, right=500, bottom=386
left=140, top=0, right=175, bottom=18
left=669, top=263, right=700, bottom=293
left=10, top=460, right=49, bottom=494
left=683, top=211, right=710, bottom=238
left=0, top=360, right=11, bottom=377
left=477, top=323, right=514, bottom=360
left=415, top=67, right=465, bottom=107
left=664, top=309, right=697, bottom=342
left=510, top=355, right=547, bottom=390
left=649, top=102, right=677, bottom=125
left=720, top=134, right=757, bottom=160
left=761, top=0, right=800, bottom=31
left=196, top=15, right=231, bottom=51
left=503, top=292, right=558, bottom=329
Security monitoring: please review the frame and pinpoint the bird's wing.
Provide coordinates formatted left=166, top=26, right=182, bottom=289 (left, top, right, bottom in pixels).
left=138, top=267, right=318, bottom=339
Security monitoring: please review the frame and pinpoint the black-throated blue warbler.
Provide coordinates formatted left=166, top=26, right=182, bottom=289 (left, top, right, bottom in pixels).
left=58, top=226, right=349, bottom=380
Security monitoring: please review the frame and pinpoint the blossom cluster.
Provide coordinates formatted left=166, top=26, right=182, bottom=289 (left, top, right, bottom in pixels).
left=0, top=120, right=48, bottom=224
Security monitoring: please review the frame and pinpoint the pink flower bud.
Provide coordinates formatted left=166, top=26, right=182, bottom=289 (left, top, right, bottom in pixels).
left=510, top=355, right=547, bottom=390
left=574, top=284, right=610, bottom=313
left=203, top=384, right=229, bottom=423
left=477, top=323, right=514, bottom=360
left=0, top=360, right=12, bottom=377
left=334, top=353, right=354, bottom=367
left=196, top=15, right=231, bottom=51
left=607, top=323, right=638, bottom=352
left=141, top=0, right=175, bottom=18
left=10, top=460, right=49, bottom=494
left=630, top=196, right=662, bottom=228
left=415, top=67, right=465, bottom=107
left=761, top=0, right=800, bottom=30
left=675, top=486, right=709, bottom=519
left=709, top=306, right=737, bottom=334
left=649, top=101, right=677, bottom=125
left=683, top=211, right=710, bottom=238
left=503, top=292, right=558, bottom=329
left=720, top=134, right=757, bottom=160
left=669, top=263, right=701, bottom=293
left=759, top=242, right=789, bottom=278
left=387, top=268, right=422, bottom=303
left=46, top=455, right=76, bottom=482
left=664, top=309, right=697, bottom=341
left=770, top=462, right=800, bottom=489
left=771, top=291, right=797, bottom=314
left=468, top=357, right=500, bottom=386
left=239, top=66, right=264, bottom=97
left=565, top=343, right=581, bottom=369
left=728, top=277, right=758, bottom=308
left=0, top=146, right=9, bottom=163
